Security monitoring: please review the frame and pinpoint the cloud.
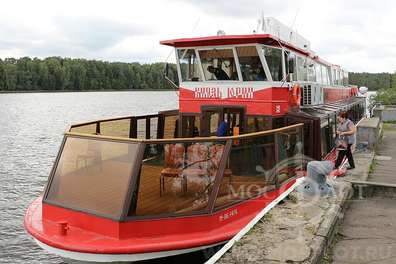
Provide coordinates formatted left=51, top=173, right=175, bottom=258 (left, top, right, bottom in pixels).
left=0, top=0, right=395, bottom=72
left=52, top=16, right=150, bottom=51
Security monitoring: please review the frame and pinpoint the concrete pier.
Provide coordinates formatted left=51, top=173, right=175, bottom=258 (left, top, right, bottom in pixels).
left=213, top=119, right=387, bottom=264
left=329, top=123, right=396, bottom=264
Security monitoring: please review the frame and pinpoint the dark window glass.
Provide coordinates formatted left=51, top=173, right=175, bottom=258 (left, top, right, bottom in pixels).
left=199, top=49, right=238, bottom=81
left=236, top=46, right=267, bottom=81
left=246, top=116, right=272, bottom=133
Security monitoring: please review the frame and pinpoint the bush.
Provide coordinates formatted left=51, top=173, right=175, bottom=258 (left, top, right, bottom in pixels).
left=374, top=87, right=396, bottom=105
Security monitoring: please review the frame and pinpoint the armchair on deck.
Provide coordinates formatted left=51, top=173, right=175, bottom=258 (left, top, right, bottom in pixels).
left=160, top=143, right=185, bottom=196
left=183, top=143, right=210, bottom=180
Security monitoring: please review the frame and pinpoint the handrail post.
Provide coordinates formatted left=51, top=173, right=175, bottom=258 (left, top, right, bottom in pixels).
left=130, top=117, right=137, bottom=138
left=207, top=139, right=233, bottom=213
left=96, top=122, right=100, bottom=135
left=274, top=133, right=280, bottom=189
left=145, top=117, right=151, bottom=139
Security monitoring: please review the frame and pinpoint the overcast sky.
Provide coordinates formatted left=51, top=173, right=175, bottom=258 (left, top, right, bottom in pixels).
left=0, top=0, right=395, bottom=72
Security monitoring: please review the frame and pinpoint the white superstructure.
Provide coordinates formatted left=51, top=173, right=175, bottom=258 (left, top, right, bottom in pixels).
left=257, top=17, right=311, bottom=51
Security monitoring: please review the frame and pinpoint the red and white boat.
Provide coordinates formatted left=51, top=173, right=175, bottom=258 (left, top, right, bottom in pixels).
left=24, top=17, right=365, bottom=263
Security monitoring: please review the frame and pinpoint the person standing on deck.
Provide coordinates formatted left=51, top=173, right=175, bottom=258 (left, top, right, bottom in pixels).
left=217, top=118, right=229, bottom=137
left=335, top=112, right=356, bottom=170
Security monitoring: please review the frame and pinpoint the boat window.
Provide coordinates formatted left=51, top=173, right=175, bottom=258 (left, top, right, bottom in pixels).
left=45, top=137, right=139, bottom=219
left=328, top=67, right=333, bottom=85
left=214, top=134, right=277, bottom=209
left=214, top=125, right=303, bottom=210
left=178, top=49, right=201, bottom=82
left=336, top=70, right=341, bottom=85
left=181, top=114, right=200, bottom=137
left=321, top=65, right=329, bottom=85
left=276, top=126, right=304, bottom=185
left=343, top=71, right=349, bottom=86
left=284, top=51, right=297, bottom=82
left=129, top=140, right=227, bottom=217
left=198, top=48, right=238, bottom=81
left=297, top=56, right=308, bottom=81
left=307, top=59, right=316, bottom=82
left=246, top=116, right=272, bottom=133
left=315, top=63, right=323, bottom=84
left=236, top=46, right=267, bottom=81
left=332, top=69, right=337, bottom=85
left=262, top=46, right=283, bottom=81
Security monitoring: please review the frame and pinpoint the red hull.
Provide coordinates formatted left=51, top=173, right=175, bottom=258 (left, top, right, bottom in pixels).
left=25, top=180, right=296, bottom=254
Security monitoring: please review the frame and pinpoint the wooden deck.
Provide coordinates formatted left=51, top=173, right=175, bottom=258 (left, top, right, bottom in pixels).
left=135, top=164, right=276, bottom=216
left=48, top=157, right=278, bottom=218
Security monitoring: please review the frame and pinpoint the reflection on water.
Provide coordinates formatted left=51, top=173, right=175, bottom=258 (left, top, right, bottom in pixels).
left=0, top=91, right=179, bottom=264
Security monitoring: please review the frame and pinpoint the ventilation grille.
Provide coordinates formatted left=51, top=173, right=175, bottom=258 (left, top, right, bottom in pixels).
left=302, top=84, right=312, bottom=106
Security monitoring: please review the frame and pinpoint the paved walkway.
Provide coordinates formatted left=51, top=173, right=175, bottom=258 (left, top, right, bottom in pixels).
left=369, top=124, right=396, bottom=184
left=331, top=124, right=396, bottom=264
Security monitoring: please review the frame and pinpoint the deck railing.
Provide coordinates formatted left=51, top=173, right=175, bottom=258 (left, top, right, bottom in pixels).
left=69, top=109, right=179, bottom=140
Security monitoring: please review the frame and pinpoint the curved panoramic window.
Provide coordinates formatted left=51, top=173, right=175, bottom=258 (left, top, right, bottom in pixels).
left=128, top=140, right=227, bottom=217
left=178, top=49, right=201, bottom=82
left=262, top=46, right=283, bottom=81
left=199, top=48, right=238, bottom=81
left=45, top=137, right=139, bottom=219
left=236, top=46, right=267, bottom=81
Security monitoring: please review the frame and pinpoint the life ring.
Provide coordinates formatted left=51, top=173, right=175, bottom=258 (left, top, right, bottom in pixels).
left=289, top=84, right=301, bottom=106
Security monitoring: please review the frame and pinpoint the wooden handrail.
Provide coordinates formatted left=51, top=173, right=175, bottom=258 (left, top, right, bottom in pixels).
left=69, top=113, right=164, bottom=129
left=65, top=123, right=304, bottom=143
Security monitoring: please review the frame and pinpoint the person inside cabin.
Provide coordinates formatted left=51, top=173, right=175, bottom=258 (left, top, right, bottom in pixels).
left=335, top=111, right=356, bottom=170
left=217, top=118, right=229, bottom=137
left=207, top=65, right=230, bottom=80
left=251, top=64, right=265, bottom=81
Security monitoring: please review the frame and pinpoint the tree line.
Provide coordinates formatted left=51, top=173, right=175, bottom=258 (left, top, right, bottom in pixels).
left=0, top=57, right=178, bottom=91
left=349, top=72, right=395, bottom=91
left=0, top=57, right=394, bottom=94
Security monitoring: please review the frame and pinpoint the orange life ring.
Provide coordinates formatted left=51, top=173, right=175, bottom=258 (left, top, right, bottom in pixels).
left=289, top=84, right=301, bottom=106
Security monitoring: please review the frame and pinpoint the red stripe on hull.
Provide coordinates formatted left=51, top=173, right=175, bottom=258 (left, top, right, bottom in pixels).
left=25, top=180, right=296, bottom=254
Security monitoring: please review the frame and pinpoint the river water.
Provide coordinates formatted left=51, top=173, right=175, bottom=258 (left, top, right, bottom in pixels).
left=0, top=91, right=180, bottom=264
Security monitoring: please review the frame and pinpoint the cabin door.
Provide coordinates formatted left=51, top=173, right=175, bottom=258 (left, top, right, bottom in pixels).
left=201, top=106, right=245, bottom=137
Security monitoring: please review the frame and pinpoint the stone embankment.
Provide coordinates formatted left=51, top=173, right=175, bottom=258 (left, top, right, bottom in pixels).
left=214, top=118, right=381, bottom=264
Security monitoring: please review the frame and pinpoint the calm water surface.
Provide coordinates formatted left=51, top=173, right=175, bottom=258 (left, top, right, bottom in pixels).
left=0, top=91, right=181, bottom=263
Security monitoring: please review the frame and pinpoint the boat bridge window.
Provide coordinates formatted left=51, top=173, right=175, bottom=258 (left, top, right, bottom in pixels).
left=198, top=48, right=238, bottom=81
left=236, top=46, right=267, bottom=81
left=284, top=51, right=297, bottom=82
left=178, top=49, right=201, bottom=82
left=262, top=46, right=283, bottom=81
